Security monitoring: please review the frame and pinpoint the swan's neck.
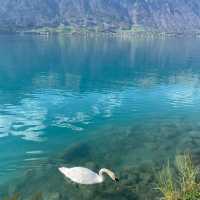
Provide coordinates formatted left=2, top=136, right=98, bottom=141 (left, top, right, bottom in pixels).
left=99, top=168, right=114, bottom=181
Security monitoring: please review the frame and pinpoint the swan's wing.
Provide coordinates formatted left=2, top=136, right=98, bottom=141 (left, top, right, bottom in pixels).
left=59, top=167, right=102, bottom=184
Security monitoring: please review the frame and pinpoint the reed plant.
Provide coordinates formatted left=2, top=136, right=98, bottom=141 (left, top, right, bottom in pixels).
left=157, top=153, right=200, bottom=200
left=157, top=161, right=179, bottom=200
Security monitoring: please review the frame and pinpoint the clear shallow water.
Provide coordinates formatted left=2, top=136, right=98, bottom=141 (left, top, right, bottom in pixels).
left=1, top=35, right=200, bottom=199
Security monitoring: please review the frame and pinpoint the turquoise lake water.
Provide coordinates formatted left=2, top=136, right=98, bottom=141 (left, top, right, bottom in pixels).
left=1, top=35, right=200, bottom=199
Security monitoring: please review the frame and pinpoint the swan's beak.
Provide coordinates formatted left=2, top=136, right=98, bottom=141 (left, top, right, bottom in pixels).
left=114, top=177, right=119, bottom=182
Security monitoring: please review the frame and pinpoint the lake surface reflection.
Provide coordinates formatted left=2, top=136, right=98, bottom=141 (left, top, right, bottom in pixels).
left=1, top=35, right=200, bottom=199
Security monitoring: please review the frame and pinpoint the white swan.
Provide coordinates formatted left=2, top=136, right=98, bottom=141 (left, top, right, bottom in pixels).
left=58, top=167, right=119, bottom=185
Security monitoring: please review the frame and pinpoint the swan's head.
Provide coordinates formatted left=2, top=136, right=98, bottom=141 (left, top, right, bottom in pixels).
left=110, top=172, right=119, bottom=182
left=99, top=168, right=119, bottom=182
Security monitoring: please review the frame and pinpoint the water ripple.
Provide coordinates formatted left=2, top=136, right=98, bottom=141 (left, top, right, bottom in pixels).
left=0, top=98, right=47, bottom=141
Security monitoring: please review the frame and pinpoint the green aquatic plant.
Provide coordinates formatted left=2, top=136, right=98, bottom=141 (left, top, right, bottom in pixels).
left=31, top=192, right=43, bottom=200
left=157, top=161, right=179, bottom=200
left=157, top=153, right=200, bottom=200
left=3, top=193, right=21, bottom=200
left=2, top=192, right=43, bottom=200
left=176, top=153, right=200, bottom=200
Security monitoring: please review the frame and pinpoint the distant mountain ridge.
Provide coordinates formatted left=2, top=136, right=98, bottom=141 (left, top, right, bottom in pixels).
left=1, top=0, right=200, bottom=34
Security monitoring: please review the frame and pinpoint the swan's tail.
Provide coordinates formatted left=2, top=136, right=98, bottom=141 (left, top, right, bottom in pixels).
left=58, top=167, right=70, bottom=176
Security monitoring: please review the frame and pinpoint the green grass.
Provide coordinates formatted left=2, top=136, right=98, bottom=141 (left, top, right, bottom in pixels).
left=157, top=153, right=200, bottom=200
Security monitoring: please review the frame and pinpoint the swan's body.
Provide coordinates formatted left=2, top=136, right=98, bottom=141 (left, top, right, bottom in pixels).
left=59, top=167, right=118, bottom=185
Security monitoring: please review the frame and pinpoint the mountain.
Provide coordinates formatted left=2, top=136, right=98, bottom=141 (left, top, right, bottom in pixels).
left=0, top=0, right=200, bottom=34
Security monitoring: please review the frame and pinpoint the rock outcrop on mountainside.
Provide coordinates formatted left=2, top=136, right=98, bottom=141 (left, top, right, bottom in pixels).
left=0, top=0, right=200, bottom=33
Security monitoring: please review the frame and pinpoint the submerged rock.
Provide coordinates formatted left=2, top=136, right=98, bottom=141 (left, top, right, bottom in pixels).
left=62, top=143, right=92, bottom=164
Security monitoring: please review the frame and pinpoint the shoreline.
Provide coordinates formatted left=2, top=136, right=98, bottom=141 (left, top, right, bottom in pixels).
left=1, top=26, right=200, bottom=38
